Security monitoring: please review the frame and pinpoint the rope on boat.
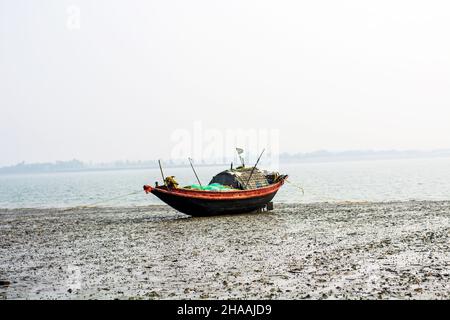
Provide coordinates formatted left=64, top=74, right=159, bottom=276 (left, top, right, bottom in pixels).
left=285, top=179, right=305, bottom=195
left=60, top=178, right=304, bottom=211
left=61, top=190, right=142, bottom=211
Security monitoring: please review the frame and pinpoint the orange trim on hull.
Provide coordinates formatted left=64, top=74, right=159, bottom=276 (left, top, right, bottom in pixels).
left=146, top=179, right=286, bottom=200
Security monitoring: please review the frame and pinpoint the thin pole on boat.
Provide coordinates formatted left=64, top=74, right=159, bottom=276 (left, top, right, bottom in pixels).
left=188, top=157, right=203, bottom=187
left=244, top=149, right=265, bottom=189
left=158, top=159, right=166, bottom=186
left=236, top=147, right=245, bottom=167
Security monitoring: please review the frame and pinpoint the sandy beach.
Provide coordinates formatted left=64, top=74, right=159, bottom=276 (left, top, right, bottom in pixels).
left=0, top=201, right=449, bottom=300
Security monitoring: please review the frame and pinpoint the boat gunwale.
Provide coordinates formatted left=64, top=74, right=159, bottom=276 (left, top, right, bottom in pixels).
left=150, top=178, right=286, bottom=200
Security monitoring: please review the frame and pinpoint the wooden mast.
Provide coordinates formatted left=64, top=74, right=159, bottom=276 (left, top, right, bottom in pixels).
left=188, top=157, right=203, bottom=187
left=244, top=149, right=265, bottom=189
left=158, top=160, right=166, bottom=186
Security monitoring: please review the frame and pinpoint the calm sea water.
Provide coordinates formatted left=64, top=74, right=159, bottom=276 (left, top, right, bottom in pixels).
left=1, top=157, right=450, bottom=208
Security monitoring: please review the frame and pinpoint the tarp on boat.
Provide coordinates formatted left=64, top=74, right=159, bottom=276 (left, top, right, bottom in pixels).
left=187, top=183, right=233, bottom=191
left=209, top=167, right=269, bottom=190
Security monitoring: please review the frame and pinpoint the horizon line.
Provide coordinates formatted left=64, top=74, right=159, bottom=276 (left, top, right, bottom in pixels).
left=2, top=149, right=450, bottom=174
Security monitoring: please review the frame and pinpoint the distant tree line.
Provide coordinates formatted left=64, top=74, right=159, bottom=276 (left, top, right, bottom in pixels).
left=1, top=149, right=449, bottom=174
left=278, top=149, right=450, bottom=163
left=0, top=159, right=160, bottom=174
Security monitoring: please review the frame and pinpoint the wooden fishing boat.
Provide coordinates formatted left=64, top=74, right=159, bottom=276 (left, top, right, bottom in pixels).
left=143, top=166, right=287, bottom=217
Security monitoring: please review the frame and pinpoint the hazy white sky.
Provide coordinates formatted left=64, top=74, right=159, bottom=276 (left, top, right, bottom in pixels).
left=1, top=0, right=450, bottom=166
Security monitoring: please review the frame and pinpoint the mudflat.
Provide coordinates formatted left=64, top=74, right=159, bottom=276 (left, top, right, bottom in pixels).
left=0, top=201, right=449, bottom=299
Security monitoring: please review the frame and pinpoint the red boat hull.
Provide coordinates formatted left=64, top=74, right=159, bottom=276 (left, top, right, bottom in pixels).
left=144, top=179, right=286, bottom=216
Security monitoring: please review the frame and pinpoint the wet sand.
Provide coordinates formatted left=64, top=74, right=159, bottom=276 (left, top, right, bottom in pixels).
left=0, top=201, right=449, bottom=300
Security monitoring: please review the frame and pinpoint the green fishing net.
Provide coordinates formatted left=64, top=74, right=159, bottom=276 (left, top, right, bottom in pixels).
left=187, top=183, right=233, bottom=191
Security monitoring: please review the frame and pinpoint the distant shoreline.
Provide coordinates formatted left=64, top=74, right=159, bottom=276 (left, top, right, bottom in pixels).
left=1, top=150, right=450, bottom=175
